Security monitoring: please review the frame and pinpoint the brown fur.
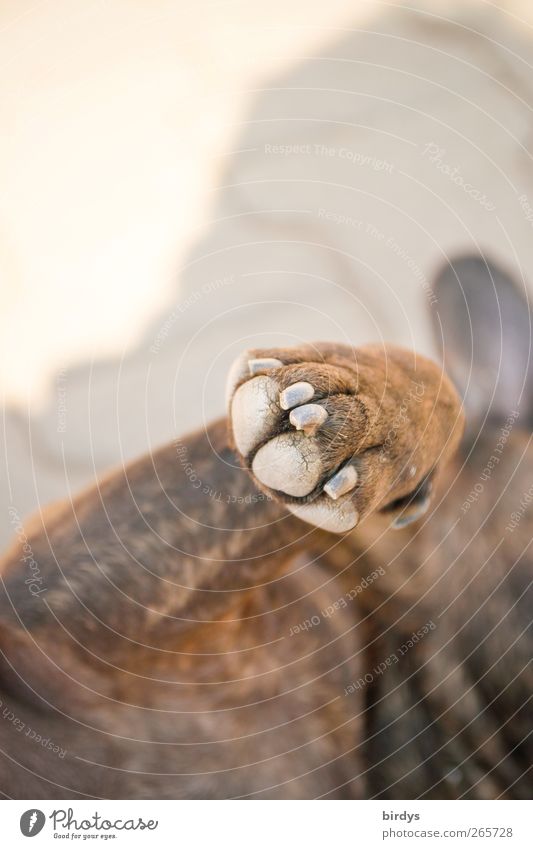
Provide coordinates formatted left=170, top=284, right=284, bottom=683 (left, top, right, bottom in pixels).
left=0, top=256, right=531, bottom=799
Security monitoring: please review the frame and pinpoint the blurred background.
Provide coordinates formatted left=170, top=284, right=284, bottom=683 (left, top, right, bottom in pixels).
left=2, top=0, right=533, bottom=547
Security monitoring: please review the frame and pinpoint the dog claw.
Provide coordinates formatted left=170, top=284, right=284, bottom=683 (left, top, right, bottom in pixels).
left=391, top=495, right=431, bottom=529
left=248, top=358, right=283, bottom=375
left=289, top=404, right=328, bottom=435
left=324, top=464, right=358, bottom=500
left=279, top=381, right=314, bottom=410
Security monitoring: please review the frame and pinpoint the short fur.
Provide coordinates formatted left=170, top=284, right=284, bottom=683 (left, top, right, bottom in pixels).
left=0, top=255, right=531, bottom=799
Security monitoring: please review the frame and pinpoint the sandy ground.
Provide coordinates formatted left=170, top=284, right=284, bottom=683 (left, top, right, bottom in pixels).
left=2, top=0, right=533, bottom=547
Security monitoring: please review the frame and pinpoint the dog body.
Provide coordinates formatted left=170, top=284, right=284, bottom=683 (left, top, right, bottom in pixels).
left=0, top=257, right=531, bottom=799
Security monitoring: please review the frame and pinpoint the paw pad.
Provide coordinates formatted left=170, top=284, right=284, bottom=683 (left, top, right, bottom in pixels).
left=290, top=499, right=359, bottom=533
left=252, top=433, right=323, bottom=497
left=231, top=376, right=280, bottom=456
left=229, top=351, right=362, bottom=533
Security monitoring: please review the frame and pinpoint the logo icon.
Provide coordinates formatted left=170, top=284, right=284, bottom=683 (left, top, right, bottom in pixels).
left=20, top=810, right=46, bottom=837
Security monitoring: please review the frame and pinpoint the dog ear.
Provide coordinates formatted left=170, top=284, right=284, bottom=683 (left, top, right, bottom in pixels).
left=429, top=255, right=532, bottom=439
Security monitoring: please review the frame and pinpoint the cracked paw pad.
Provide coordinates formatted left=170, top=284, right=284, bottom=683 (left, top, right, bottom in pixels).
left=252, top=433, right=323, bottom=497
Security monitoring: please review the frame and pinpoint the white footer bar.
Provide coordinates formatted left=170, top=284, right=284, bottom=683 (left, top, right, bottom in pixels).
left=2, top=799, right=530, bottom=848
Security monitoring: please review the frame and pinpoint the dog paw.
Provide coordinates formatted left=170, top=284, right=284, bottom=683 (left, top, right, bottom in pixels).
left=227, top=344, right=463, bottom=533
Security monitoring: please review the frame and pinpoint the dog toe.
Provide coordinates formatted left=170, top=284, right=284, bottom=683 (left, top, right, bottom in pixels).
left=231, top=375, right=281, bottom=456
left=252, top=433, right=322, bottom=497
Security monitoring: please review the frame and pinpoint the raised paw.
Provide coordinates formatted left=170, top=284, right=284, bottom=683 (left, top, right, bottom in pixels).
left=227, top=344, right=463, bottom=534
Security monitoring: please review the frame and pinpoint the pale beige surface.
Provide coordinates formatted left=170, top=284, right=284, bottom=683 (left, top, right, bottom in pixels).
left=0, top=0, right=364, bottom=403
left=2, top=0, right=533, bottom=547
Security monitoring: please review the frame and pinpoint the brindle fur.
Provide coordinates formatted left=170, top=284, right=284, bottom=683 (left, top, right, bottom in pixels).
left=0, top=256, right=531, bottom=798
